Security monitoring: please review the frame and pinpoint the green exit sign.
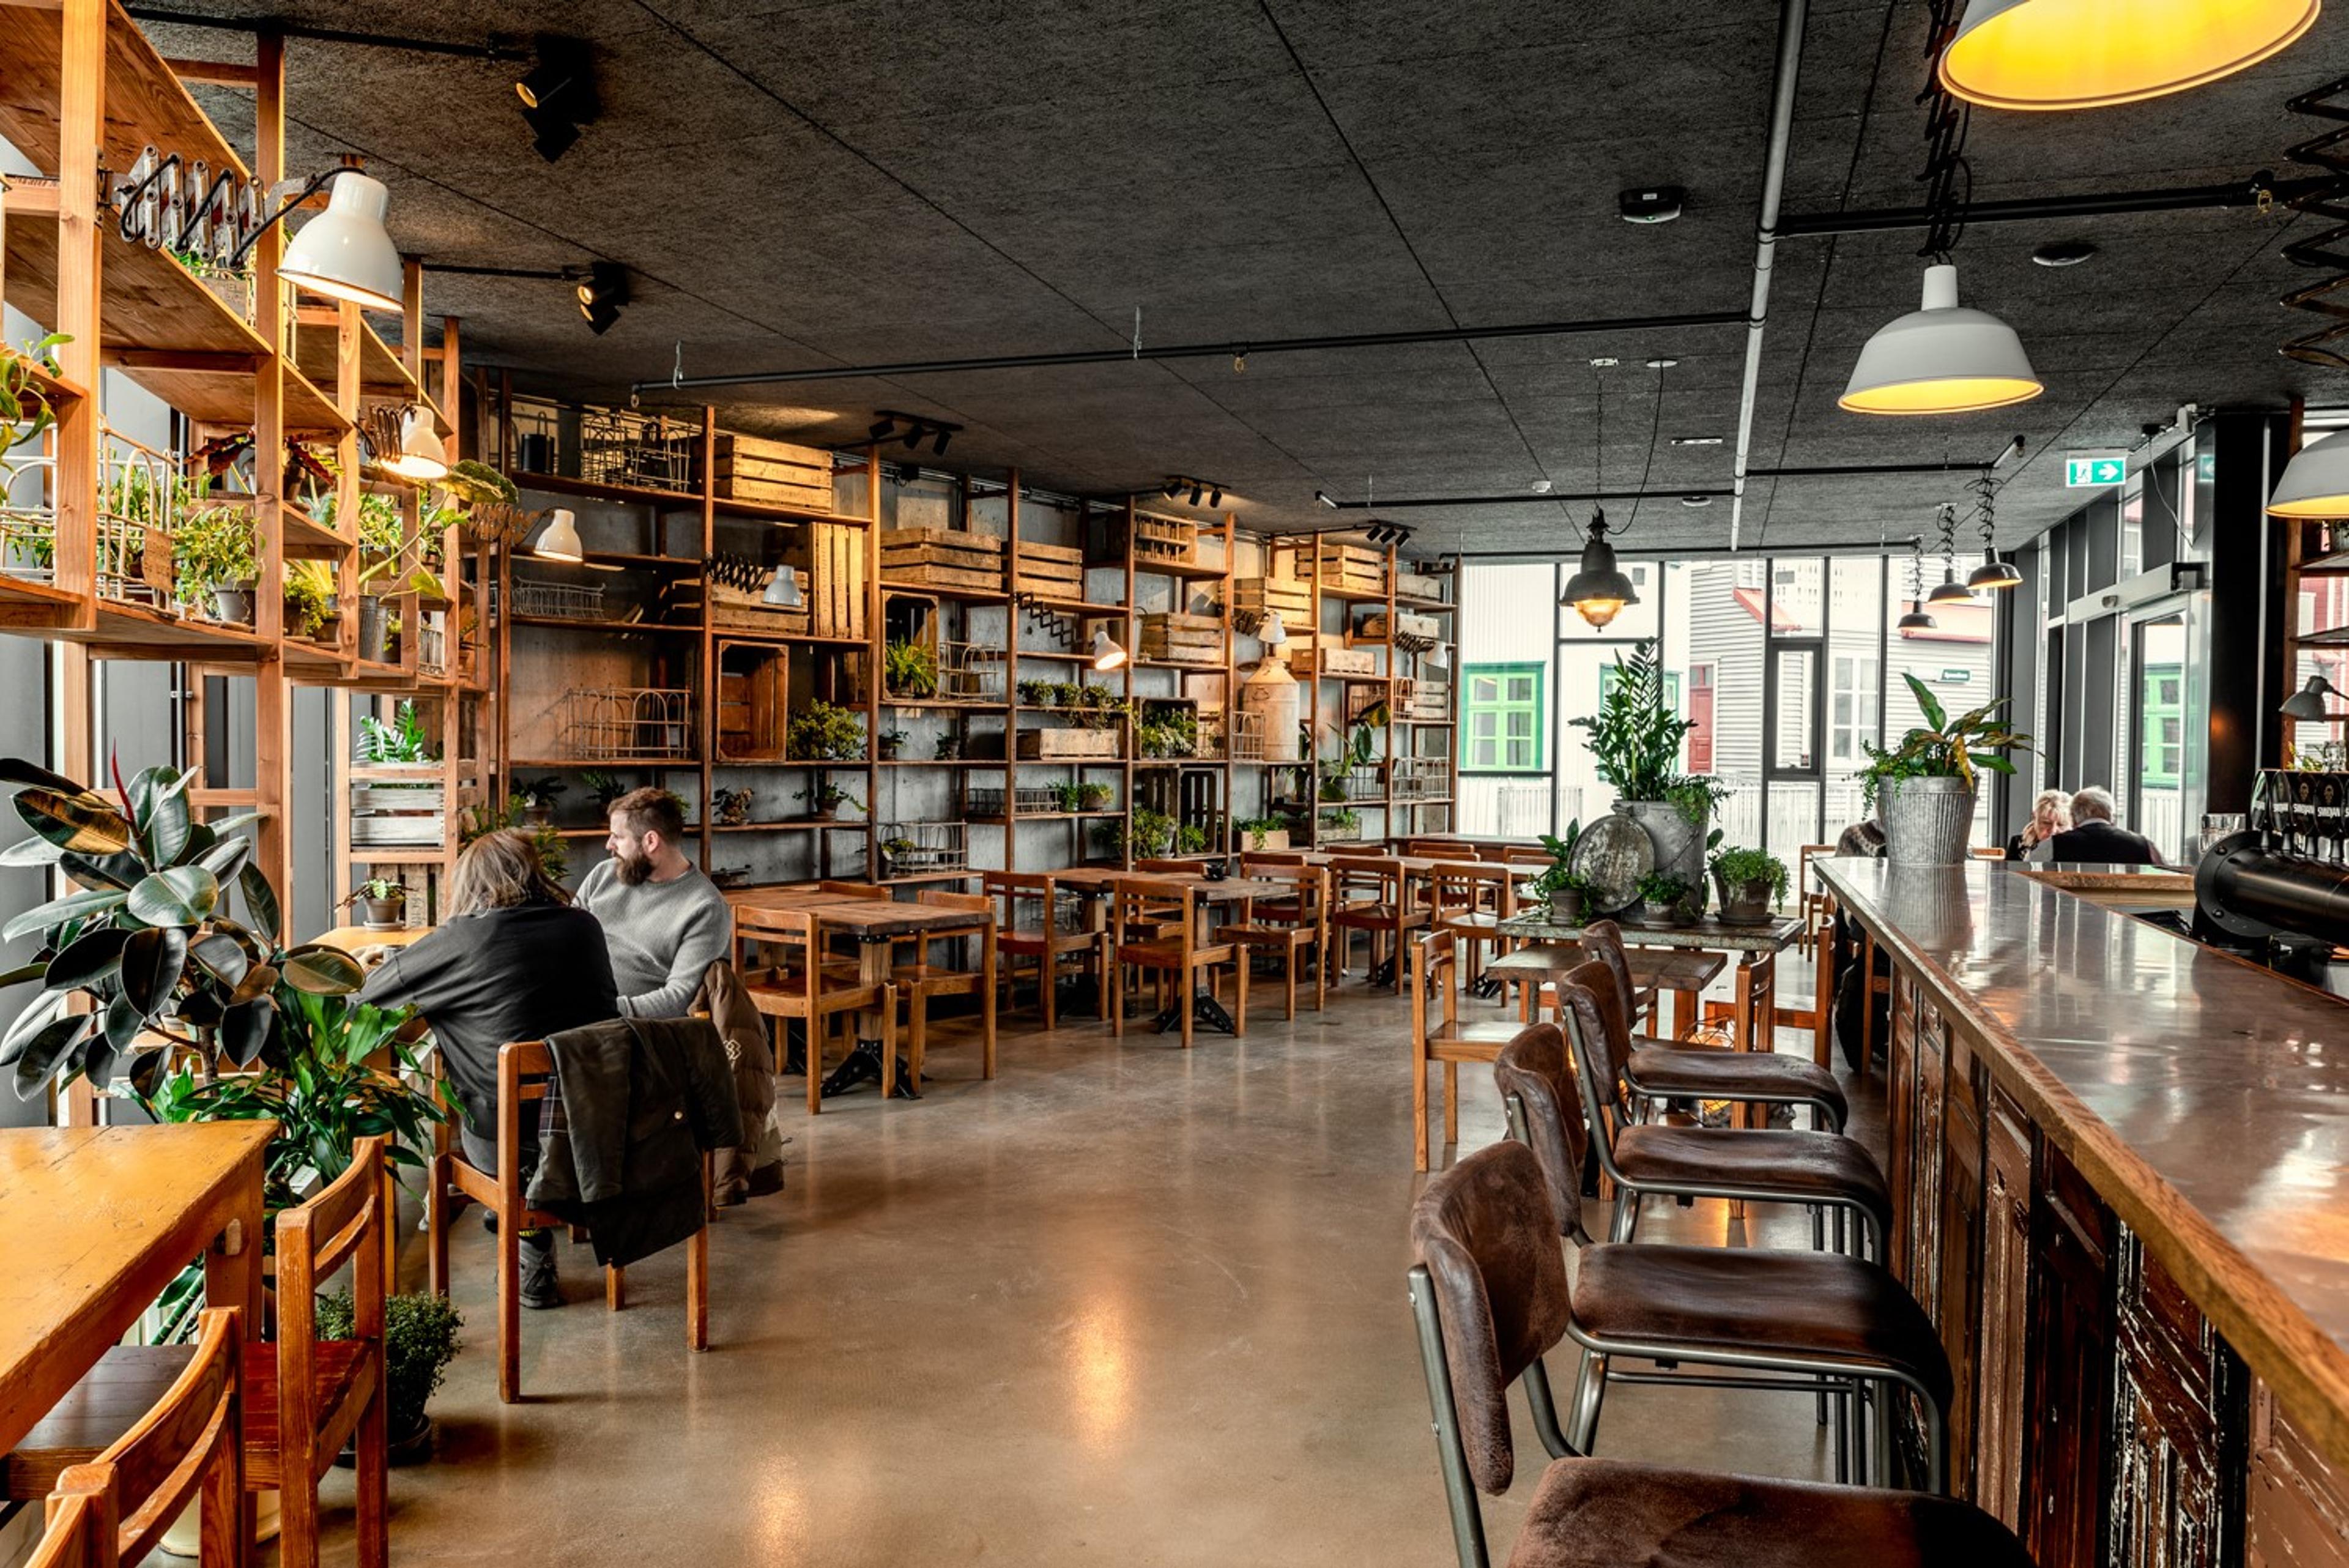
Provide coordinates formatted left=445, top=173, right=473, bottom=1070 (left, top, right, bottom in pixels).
left=2065, top=453, right=2126, bottom=487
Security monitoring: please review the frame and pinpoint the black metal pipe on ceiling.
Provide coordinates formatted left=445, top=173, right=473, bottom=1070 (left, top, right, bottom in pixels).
left=1778, top=173, right=2323, bottom=237
left=125, top=6, right=519, bottom=59
left=628, top=308, right=1749, bottom=396
left=1326, top=461, right=1995, bottom=510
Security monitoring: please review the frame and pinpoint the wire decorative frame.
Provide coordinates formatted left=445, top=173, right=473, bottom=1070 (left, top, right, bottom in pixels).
left=560, top=687, right=696, bottom=760
left=579, top=408, right=696, bottom=493
left=1392, top=757, right=1450, bottom=800
left=97, top=433, right=185, bottom=608
left=967, top=785, right=1063, bottom=819
left=511, top=576, right=606, bottom=620
left=877, top=820, right=968, bottom=875
left=0, top=455, right=56, bottom=584
left=1225, top=708, right=1267, bottom=762
left=937, top=636, right=1004, bottom=702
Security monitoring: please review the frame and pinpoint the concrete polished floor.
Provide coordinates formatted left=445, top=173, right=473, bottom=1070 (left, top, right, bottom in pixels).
left=308, top=978, right=1877, bottom=1566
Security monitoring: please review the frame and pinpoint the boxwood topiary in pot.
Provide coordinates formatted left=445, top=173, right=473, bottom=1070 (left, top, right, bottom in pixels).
left=317, top=1288, right=462, bottom=1463
left=1710, top=844, right=1788, bottom=925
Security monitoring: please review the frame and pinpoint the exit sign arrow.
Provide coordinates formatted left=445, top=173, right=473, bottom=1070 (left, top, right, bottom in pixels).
left=2064, top=453, right=2126, bottom=488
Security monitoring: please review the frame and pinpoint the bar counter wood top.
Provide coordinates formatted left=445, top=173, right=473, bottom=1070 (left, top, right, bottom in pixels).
left=1817, top=856, right=2349, bottom=1474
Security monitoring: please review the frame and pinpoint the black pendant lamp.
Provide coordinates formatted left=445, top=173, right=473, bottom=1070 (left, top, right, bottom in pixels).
left=1896, top=534, right=1937, bottom=630
left=1964, top=472, right=2023, bottom=590
left=1924, top=502, right=1975, bottom=605
left=1563, top=510, right=1638, bottom=628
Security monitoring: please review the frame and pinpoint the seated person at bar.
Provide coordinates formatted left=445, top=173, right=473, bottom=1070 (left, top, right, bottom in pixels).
left=2006, top=787, right=2072, bottom=860
left=577, top=787, right=779, bottom=1203
left=359, top=829, right=619, bottom=1308
left=2042, top=785, right=2165, bottom=866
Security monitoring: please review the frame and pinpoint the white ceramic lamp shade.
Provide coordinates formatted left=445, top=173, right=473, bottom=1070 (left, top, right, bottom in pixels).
left=280, top=172, right=404, bottom=313
left=1089, top=625, right=1127, bottom=671
left=1840, top=264, right=2043, bottom=416
left=378, top=406, right=447, bottom=483
left=1939, top=0, right=2319, bottom=111
left=2268, top=428, right=2349, bottom=518
left=533, top=508, right=584, bottom=562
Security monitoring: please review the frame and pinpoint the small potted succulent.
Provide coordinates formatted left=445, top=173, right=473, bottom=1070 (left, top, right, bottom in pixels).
left=346, top=877, right=407, bottom=931
left=933, top=732, right=963, bottom=761
left=711, top=786, right=754, bottom=827
left=876, top=727, right=909, bottom=762
left=1632, top=870, right=1694, bottom=927
left=797, top=779, right=861, bottom=822
left=1710, top=844, right=1789, bottom=925
left=513, top=775, right=566, bottom=828
left=1051, top=681, right=1082, bottom=708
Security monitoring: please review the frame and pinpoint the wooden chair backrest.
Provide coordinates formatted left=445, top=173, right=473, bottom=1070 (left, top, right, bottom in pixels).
left=1405, top=838, right=1474, bottom=857
left=1429, top=859, right=1512, bottom=917
left=818, top=880, right=892, bottom=899
left=1130, top=858, right=1198, bottom=874
left=494, top=1041, right=562, bottom=1225
left=100, top=1307, right=239, bottom=1567
left=1409, top=930, right=1457, bottom=1042
left=275, top=1137, right=387, bottom=1457
left=913, top=889, right=995, bottom=957
left=1330, top=856, right=1401, bottom=902
left=29, top=1465, right=116, bottom=1568
left=1238, top=858, right=1328, bottom=912
left=983, top=869, right=1072, bottom=935
left=1110, top=878, right=1194, bottom=958
left=735, top=904, right=819, bottom=946
left=1494, top=845, right=1551, bottom=868
left=1241, top=849, right=1308, bottom=865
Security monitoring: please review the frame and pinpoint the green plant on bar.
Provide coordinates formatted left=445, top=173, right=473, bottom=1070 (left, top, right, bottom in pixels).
left=1176, top=822, right=1209, bottom=854
left=1635, top=870, right=1690, bottom=907
left=796, top=779, right=862, bottom=816
left=1529, top=819, right=1594, bottom=903
left=1857, top=673, right=2031, bottom=808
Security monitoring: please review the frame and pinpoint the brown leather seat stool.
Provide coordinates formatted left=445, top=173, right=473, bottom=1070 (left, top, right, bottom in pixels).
left=1407, top=1140, right=2037, bottom=1568
left=1496, top=1021, right=1952, bottom=1490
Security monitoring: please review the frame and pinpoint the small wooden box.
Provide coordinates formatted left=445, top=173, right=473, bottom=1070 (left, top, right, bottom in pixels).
left=716, top=641, right=789, bottom=761
left=1315, top=647, right=1379, bottom=678
left=1396, top=571, right=1444, bottom=601
left=1130, top=511, right=1197, bottom=568
left=1396, top=676, right=1450, bottom=721
left=882, top=527, right=1004, bottom=592
left=1138, top=611, right=1222, bottom=666
left=707, top=434, right=836, bottom=511
left=1016, top=727, right=1124, bottom=760
left=1012, top=538, right=1086, bottom=599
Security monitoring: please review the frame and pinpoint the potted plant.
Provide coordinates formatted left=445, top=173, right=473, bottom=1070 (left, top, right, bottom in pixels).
left=885, top=637, right=938, bottom=700
left=933, top=733, right=963, bottom=761
left=787, top=700, right=866, bottom=761
left=876, top=727, right=908, bottom=761
left=1176, top=823, right=1210, bottom=854
left=172, top=500, right=260, bottom=624
left=796, top=779, right=861, bottom=822
left=1711, top=845, right=1789, bottom=924
left=1568, top=639, right=1726, bottom=908
left=1129, top=808, right=1174, bottom=858
left=344, top=876, right=407, bottom=930
left=1527, top=820, right=1594, bottom=922
left=283, top=558, right=338, bottom=642
left=1631, top=870, right=1694, bottom=927
left=1051, top=681, right=1082, bottom=709
left=1079, top=781, right=1115, bottom=812
left=458, top=797, right=570, bottom=883
left=711, top=786, right=754, bottom=827
left=881, top=835, right=920, bottom=872
left=1050, top=780, right=1085, bottom=814
left=1017, top=679, right=1053, bottom=708
left=579, top=770, right=628, bottom=812
left=1318, top=806, right=1362, bottom=842
left=316, top=1289, right=462, bottom=1464
left=1237, top=816, right=1290, bottom=852
left=1860, top=674, right=2032, bottom=865
left=513, top=775, right=566, bottom=827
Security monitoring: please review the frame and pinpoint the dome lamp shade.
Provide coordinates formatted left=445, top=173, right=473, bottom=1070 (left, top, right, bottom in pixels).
left=1089, top=625, right=1128, bottom=672
left=2268, top=428, right=2349, bottom=519
left=533, top=508, right=584, bottom=563
left=1562, top=511, right=1639, bottom=628
left=1967, top=553, right=2025, bottom=590
left=1926, top=570, right=1976, bottom=606
left=1840, top=264, right=2043, bottom=417
left=377, top=405, right=448, bottom=483
left=1897, top=604, right=1939, bottom=630
left=1938, top=0, right=2318, bottom=112
left=2282, top=674, right=2347, bottom=721
left=280, top=171, right=404, bottom=313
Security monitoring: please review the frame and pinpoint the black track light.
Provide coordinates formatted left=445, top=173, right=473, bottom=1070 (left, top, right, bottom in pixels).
left=576, top=261, right=627, bottom=335
left=869, top=417, right=897, bottom=442
left=931, top=426, right=951, bottom=455
left=1187, top=483, right=1204, bottom=506
left=1208, top=485, right=1222, bottom=507
left=902, top=423, right=926, bottom=450
left=516, top=37, right=597, bottom=163
left=1162, top=478, right=1183, bottom=499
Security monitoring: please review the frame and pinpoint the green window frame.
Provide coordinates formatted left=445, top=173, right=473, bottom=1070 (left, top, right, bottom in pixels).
left=1462, top=663, right=1545, bottom=774
left=2142, top=662, right=2182, bottom=788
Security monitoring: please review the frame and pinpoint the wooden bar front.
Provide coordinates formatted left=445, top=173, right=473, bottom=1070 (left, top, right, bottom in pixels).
left=1816, top=859, right=2349, bottom=1568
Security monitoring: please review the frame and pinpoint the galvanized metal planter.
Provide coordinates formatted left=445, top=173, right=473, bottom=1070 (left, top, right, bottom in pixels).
left=1881, top=775, right=1978, bottom=865
left=1619, top=798, right=1710, bottom=913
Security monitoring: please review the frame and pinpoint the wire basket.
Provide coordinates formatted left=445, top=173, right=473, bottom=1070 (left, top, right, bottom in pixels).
left=1226, top=708, right=1267, bottom=762
left=96, top=436, right=182, bottom=609
left=877, top=820, right=967, bottom=875
left=579, top=408, right=697, bottom=494
left=560, top=687, right=695, bottom=760
left=1393, top=757, right=1449, bottom=800
left=967, top=785, right=1066, bottom=819
left=511, top=577, right=606, bottom=620
left=938, top=636, right=1004, bottom=702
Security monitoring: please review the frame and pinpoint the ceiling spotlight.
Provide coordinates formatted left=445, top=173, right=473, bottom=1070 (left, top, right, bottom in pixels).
left=1089, top=625, right=1128, bottom=672
left=1671, top=436, right=1723, bottom=447
left=1840, top=262, right=2042, bottom=417
left=1187, top=483, right=1204, bottom=506
left=931, top=426, right=951, bottom=455
left=902, top=423, right=927, bottom=449
left=533, top=508, right=583, bottom=563
left=1531, top=478, right=1554, bottom=493
left=1163, top=478, right=1184, bottom=499
left=1645, top=357, right=1679, bottom=370
left=1314, top=490, right=1337, bottom=508
left=1680, top=494, right=1713, bottom=508
left=576, top=261, right=627, bottom=335
left=517, top=37, right=598, bottom=163
left=1562, top=510, right=1638, bottom=628
left=869, top=417, right=898, bottom=442
left=1208, top=486, right=1222, bottom=507
left=1939, top=0, right=2317, bottom=112
left=2032, top=240, right=2098, bottom=267
left=1618, top=185, right=1685, bottom=225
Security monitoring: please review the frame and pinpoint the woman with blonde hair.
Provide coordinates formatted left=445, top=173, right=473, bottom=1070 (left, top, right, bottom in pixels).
left=2005, top=788, right=2071, bottom=861
left=358, top=829, right=619, bottom=1307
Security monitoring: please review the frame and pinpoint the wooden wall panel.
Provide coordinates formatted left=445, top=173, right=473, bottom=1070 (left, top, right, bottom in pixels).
left=2108, top=1228, right=2249, bottom=1568
left=2250, top=1378, right=2349, bottom=1568
left=1978, top=1087, right=2035, bottom=1529
left=1938, top=1036, right=1989, bottom=1498
left=2026, top=1142, right=2115, bottom=1568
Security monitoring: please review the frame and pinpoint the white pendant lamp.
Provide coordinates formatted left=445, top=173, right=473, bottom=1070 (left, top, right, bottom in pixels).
left=763, top=565, right=803, bottom=608
left=280, top=171, right=404, bottom=313
left=1939, top=0, right=2318, bottom=112
left=533, top=508, right=583, bottom=563
left=1257, top=610, right=1288, bottom=648
left=2268, top=428, right=2349, bottom=518
left=1089, top=625, right=1127, bottom=672
left=377, top=406, right=447, bottom=483
left=1840, top=264, right=2043, bottom=417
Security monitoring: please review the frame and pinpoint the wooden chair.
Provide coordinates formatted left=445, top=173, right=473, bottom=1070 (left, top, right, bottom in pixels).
left=1797, top=844, right=1835, bottom=955
left=428, top=1045, right=711, bottom=1403
left=1217, top=861, right=1329, bottom=1019
left=1327, top=854, right=1431, bottom=993
left=735, top=905, right=901, bottom=1110
left=8, top=1309, right=242, bottom=1568
left=1409, top=931, right=1525, bottom=1171
left=984, top=870, right=1104, bottom=1030
left=892, top=890, right=998, bottom=1092
left=1107, top=878, right=1244, bottom=1049
left=1428, top=860, right=1515, bottom=995
left=1404, top=837, right=1475, bottom=857
left=7, top=1145, right=390, bottom=1568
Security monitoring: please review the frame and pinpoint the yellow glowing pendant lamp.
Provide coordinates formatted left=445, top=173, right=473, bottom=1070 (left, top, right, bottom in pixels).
left=1939, top=0, right=2318, bottom=111
left=1841, top=264, right=2043, bottom=416
left=2268, top=428, right=2349, bottom=518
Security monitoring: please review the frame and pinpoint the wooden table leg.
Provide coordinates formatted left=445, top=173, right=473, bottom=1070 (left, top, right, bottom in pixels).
left=858, top=936, right=896, bottom=1097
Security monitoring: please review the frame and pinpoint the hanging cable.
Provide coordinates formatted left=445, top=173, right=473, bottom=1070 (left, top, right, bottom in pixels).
left=1619, top=359, right=1669, bottom=539
left=1917, top=0, right=1974, bottom=262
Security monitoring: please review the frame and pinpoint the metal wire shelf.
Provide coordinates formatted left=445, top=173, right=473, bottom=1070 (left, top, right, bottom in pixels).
left=511, top=577, right=607, bottom=620
left=560, top=686, right=696, bottom=760
left=877, top=820, right=968, bottom=875
left=579, top=408, right=697, bottom=494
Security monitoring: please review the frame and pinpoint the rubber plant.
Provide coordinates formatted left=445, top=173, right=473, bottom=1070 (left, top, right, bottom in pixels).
left=1857, top=674, right=2031, bottom=808
left=0, top=756, right=365, bottom=1099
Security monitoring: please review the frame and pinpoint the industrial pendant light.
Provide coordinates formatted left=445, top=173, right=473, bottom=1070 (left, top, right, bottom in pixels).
left=280, top=171, right=404, bottom=313
left=533, top=508, right=584, bottom=563
left=377, top=405, right=448, bottom=483
left=1925, top=504, right=1975, bottom=604
left=1562, top=510, right=1638, bottom=628
left=1939, top=0, right=2318, bottom=112
left=2283, top=674, right=2347, bottom=721
left=763, top=565, right=803, bottom=608
left=1896, top=535, right=1937, bottom=630
left=1257, top=610, right=1288, bottom=648
left=1841, top=263, right=2042, bottom=416
left=1964, top=471, right=2023, bottom=589
left=1089, top=625, right=1128, bottom=672
left=2268, top=428, right=2349, bottom=518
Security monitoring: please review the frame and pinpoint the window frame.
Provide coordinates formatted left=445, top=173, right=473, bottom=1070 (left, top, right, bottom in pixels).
left=1460, top=661, right=1548, bottom=776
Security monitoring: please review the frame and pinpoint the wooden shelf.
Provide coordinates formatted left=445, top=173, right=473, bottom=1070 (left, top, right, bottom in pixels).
left=58, top=600, right=265, bottom=660
left=880, top=578, right=1006, bottom=603
left=507, top=614, right=702, bottom=636
left=711, top=492, right=869, bottom=528
left=1124, top=555, right=1230, bottom=581
left=291, top=309, right=440, bottom=421
left=508, top=757, right=703, bottom=770
left=511, top=471, right=704, bottom=511
left=882, top=698, right=1009, bottom=712
left=0, top=573, right=86, bottom=625
left=0, top=1, right=248, bottom=182
left=1130, top=658, right=1225, bottom=673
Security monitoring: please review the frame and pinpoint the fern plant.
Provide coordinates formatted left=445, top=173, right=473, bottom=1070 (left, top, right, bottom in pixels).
left=355, top=700, right=434, bottom=765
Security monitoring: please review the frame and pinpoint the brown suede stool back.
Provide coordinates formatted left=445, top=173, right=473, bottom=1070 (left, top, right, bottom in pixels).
left=1408, top=1141, right=1573, bottom=1496
left=1554, top=958, right=1632, bottom=1120
left=1491, top=1021, right=1592, bottom=1243
left=1576, top=920, right=1640, bottom=1043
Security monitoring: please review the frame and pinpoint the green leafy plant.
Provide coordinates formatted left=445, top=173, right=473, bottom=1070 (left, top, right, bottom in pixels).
left=1051, top=681, right=1082, bottom=707
left=1531, top=819, right=1594, bottom=902
left=885, top=638, right=938, bottom=699
left=1074, top=686, right=1132, bottom=731
left=355, top=700, right=435, bottom=765
left=1570, top=639, right=1696, bottom=803
left=1635, top=870, right=1690, bottom=907
left=513, top=776, right=566, bottom=811
left=345, top=877, right=404, bottom=905
left=1319, top=806, right=1361, bottom=835
left=787, top=700, right=866, bottom=761
left=1138, top=706, right=1200, bottom=760
left=1, top=332, right=70, bottom=466
left=1050, top=780, right=1086, bottom=814
left=1017, top=679, right=1053, bottom=707
left=315, top=1288, right=462, bottom=1443
left=171, top=502, right=259, bottom=600
left=0, top=756, right=363, bottom=1098
left=458, top=797, right=568, bottom=883
left=1237, top=816, right=1288, bottom=849
left=710, top=786, right=754, bottom=826
left=283, top=558, right=337, bottom=640
left=1664, top=775, right=1732, bottom=828
left=881, top=836, right=919, bottom=863
left=933, top=734, right=963, bottom=760
left=796, top=780, right=862, bottom=817
left=579, top=770, right=628, bottom=809
left=1079, top=782, right=1115, bottom=811
left=1176, top=823, right=1209, bottom=854
left=1710, top=844, right=1789, bottom=905
left=1858, top=674, right=2032, bottom=808
left=875, top=727, right=909, bottom=759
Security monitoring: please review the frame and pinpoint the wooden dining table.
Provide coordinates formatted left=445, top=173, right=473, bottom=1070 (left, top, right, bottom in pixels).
left=1051, top=869, right=1290, bottom=1035
left=725, top=885, right=993, bottom=1098
left=0, top=1121, right=272, bottom=1537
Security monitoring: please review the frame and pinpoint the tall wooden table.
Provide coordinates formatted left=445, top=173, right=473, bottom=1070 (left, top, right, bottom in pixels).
left=1496, top=908, right=1809, bottom=1066
left=0, top=1122, right=272, bottom=1560
left=726, top=886, right=991, bottom=1098
left=1052, top=869, right=1288, bottom=1035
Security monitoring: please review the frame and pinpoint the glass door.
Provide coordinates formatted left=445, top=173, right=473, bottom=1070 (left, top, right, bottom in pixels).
left=2125, top=603, right=2199, bottom=864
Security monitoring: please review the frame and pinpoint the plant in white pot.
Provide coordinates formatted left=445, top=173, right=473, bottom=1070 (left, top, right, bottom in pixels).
left=1860, top=674, right=2032, bottom=865
left=1710, top=844, right=1789, bottom=924
left=1568, top=640, right=1727, bottom=908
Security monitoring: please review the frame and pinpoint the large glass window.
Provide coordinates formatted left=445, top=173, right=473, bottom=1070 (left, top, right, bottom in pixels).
left=1830, top=655, right=1879, bottom=767
left=1463, top=663, right=1545, bottom=773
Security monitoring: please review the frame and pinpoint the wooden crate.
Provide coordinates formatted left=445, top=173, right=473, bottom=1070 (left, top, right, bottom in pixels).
left=1396, top=676, right=1451, bottom=721
left=1232, top=576, right=1311, bottom=619
left=672, top=577, right=811, bottom=637
left=1397, top=570, right=1444, bottom=601
left=1130, top=511, right=1197, bottom=568
left=1316, top=543, right=1387, bottom=596
left=882, top=527, right=1005, bottom=593
left=1012, top=538, right=1086, bottom=600
left=716, top=641, right=789, bottom=761
left=1138, top=611, right=1221, bottom=666
left=1015, top=727, right=1124, bottom=760
left=807, top=522, right=866, bottom=638
left=1308, top=647, right=1379, bottom=678
left=1356, top=611, right=1440, bottom=644
left=707, top=433, right=836, bottom=511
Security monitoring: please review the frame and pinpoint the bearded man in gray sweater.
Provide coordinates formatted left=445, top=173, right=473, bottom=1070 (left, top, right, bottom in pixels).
left=577, top=787, right=782, bottom=1202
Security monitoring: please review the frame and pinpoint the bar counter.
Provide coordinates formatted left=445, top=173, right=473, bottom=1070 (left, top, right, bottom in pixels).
left=1817, top=857, right=2349, bottom=1568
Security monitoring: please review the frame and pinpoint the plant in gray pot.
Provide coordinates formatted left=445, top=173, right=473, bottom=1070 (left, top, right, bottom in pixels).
left=1710, top=845, right=1788, bottom=925
left=1860, top=674, right=2032, bottom=865
left=1631, top=870, right=1695, bottom=927
left=1528, top=820, right=1592, bottom=923
left=1568, top=639, right=1728, bottom=910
